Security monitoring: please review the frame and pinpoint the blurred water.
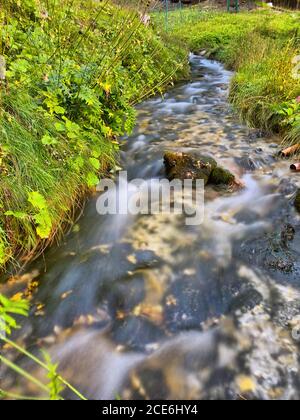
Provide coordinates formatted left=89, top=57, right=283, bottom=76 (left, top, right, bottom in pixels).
left=2, top=55, right=300, bottom=400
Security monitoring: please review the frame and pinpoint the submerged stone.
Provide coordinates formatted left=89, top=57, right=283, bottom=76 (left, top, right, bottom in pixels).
left=111, top=315, right=165, bottom=351
left=106, top=273, right=146, bottom=316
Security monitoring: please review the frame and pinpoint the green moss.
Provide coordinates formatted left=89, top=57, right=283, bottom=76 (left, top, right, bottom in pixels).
left=209, top=167, right=235, bottom=185
left=164, top=152, right=217, bottom=184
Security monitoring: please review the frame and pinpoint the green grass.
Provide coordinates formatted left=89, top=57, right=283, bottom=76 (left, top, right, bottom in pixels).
left=153, top=8, right=300, bottom=141
left=0, top=0, right=189, bottom=273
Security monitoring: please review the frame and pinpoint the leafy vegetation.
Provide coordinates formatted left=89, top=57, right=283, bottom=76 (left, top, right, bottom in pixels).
left=0, top=0, right=188, bottom=272
left=153, top=8, right=300, bottom=143
left=0, top=293, right=29, bottom=334
left=0, top=293, right=86, bottom=400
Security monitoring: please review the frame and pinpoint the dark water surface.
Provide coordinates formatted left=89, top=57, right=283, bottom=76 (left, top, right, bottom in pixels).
left=2, top=55, right=300, bottom=400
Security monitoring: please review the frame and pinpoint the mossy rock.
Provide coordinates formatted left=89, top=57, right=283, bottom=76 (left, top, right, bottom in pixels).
left=209, top=166, right=235, bottom=185
left=164, top=151, right=236, bottom=188
left=295, top=190, right=300, bottom=213
left=164, top=151, right=217, bottom=185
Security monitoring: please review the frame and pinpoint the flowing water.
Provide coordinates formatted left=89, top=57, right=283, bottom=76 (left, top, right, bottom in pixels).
left=2, top=55, right=300, bottom=400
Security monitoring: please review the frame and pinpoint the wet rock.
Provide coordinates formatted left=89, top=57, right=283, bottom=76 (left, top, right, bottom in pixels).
left=111, top=316, right=166, bottom=351
left=134, top=250, right=162, bottom=269
left=267, top=257, right=294, bottom=273
left=164, top=151, right=237, bottom=187
left=163, top=270, right=252, bottom=333
left=260, top=224, right=297, bottom=273
left=235, top=156, right=260, bottom=171
left=228, top=289, right=263, bottom=314
left=163, top=277, right=212, bottom=332
left=248, top=129, right=268, bottom=141
left=106, top=273, right=146, bottom=317
left=278, top=179, right=298, bottom=196
left=295, top=190, right=300, bottom=213
left=124, top=367, right=169, bottom=400
left=164, top=151, right=217, bottom=184
left=210, top=166, right=235, bottom=185
left=280, top=224, right=296, bottom=248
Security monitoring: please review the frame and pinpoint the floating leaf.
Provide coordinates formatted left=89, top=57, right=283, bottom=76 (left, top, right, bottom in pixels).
left=236, top=375, right=256, bottom=393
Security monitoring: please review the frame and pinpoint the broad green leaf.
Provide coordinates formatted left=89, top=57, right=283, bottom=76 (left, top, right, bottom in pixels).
left=41, top=135, right=58, bottom=146
left=5, top=211, right=28, bottom=220
left=86, top=172, right=99, bottom=187
left=28, top=192, right=47, bottom=211
left=89, top=157, right=100, bottom=170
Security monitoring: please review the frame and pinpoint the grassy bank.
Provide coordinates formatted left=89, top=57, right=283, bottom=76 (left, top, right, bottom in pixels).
left=154, top=8, right=300, bottom=141
left=0, top=0, right=188, bottom=273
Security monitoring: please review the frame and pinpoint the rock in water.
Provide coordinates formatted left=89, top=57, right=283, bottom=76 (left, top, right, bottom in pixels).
left=164, top=152, right=217, bottom=185
left=210, top=166, right=235, bottom=185
left=295, top=190, right=300, bottom=213
left=163, top=151, right=237, bottom=187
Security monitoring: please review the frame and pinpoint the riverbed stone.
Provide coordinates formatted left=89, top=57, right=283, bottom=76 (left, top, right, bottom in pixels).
left=164, top=151, right=217, bottom=184
left=111, top=315, right=166, bottom=351
left=210, top=166, right=235, bottom=185
left=106, top=272, right=146, bottom=316
left=163, top=151, right=237, bottom=188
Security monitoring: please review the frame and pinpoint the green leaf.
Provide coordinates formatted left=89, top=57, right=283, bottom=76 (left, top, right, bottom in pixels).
left=33, top=209, right=52, bottom=239
left=5, top=211, right=28, bottom=220
left=67, top=131, right=77, bottom=139
left=28, top=192, right=47, bottom=211
left=86, top=172, right=99, bottom=187
left=54, top=122, right=66, bottom=132
left=54, top=106, right=65, bottom=115
left=72, top=156, right=84, bottom=172
left=0, top=294, right=29, bottom=335
left=42, top=351, right=65, bottom=400
left=89, top=157, right=100, bottom=170
left=41, top=135, right=58, bottom=146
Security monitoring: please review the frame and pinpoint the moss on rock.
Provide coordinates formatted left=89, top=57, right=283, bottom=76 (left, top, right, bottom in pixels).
left=164, top=151, right=236, bottom=187
left=209, top=166, right=236, bottom=185
left=164, top=152, right=217, bottom=185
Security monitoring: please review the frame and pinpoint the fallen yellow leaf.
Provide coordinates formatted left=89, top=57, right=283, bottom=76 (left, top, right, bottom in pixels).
left=236, top=375, right=256, bottom=393
left=11, top=292, right=24, bottom=302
